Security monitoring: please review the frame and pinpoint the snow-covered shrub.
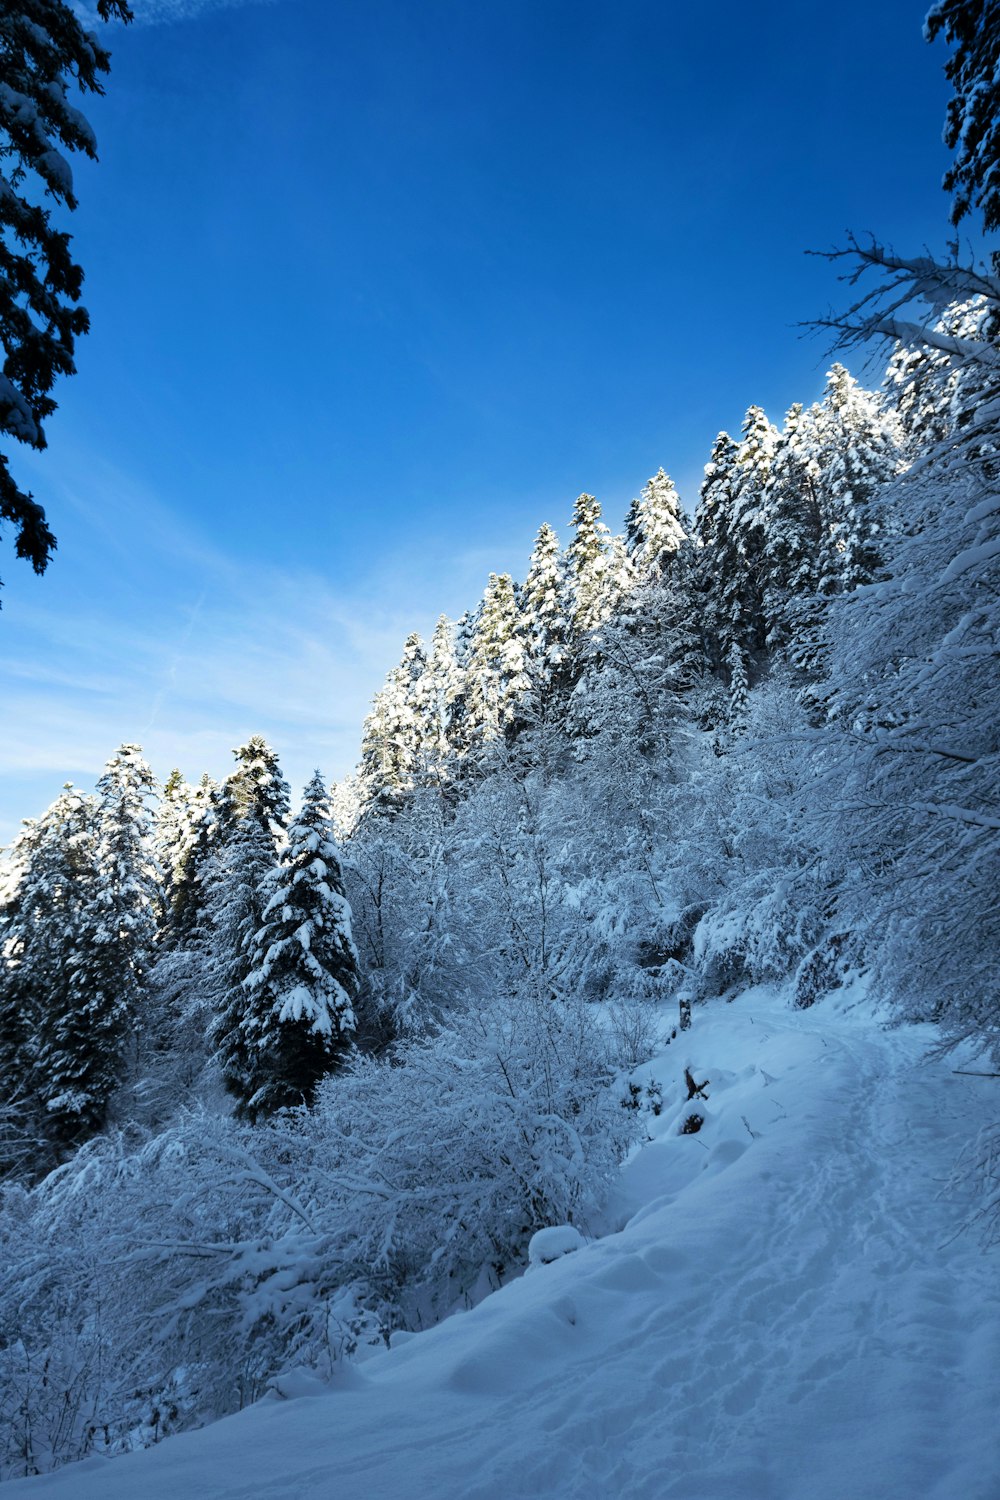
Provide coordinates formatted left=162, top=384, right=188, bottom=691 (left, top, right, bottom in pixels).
left=605, top=991, right=662, bottom=1069
left=675, top=677, right=832, bottom=1000
left=0, top=990, right=631, bottom=1475
left=305, top=989, right=634, bottom=1319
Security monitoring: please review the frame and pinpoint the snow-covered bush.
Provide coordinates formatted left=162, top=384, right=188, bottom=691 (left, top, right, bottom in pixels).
left=0, top=989, right=630, bottom=1475
left=304, top=989, right=633, bottom=1319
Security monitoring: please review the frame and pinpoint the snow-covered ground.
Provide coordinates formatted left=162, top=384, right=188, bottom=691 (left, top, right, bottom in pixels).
left=7, top=986, right=999, bottom=1500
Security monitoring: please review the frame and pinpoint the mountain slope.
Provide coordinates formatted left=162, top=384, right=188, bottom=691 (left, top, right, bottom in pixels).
left=8, top=986, right=999, bottom=1500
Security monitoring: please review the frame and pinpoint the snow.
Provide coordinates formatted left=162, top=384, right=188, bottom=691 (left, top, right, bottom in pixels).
left=7, top=985, right=999, bottom=1500
left=527, top=1224, right=584, bottom=1266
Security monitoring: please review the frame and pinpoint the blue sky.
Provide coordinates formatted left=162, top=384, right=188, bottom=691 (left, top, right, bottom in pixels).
left=1, top=0, right=957, bottom=838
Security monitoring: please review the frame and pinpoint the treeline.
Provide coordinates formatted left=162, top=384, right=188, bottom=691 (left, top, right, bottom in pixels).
left=0, top=311, right=996, bottom=1472
left=0, top=359, right=904, bottom=1179
left=354, top=363, right=902, bottom=817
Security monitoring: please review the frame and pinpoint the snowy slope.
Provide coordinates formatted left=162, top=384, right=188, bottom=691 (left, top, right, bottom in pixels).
left=7, top=987, right=1000, bottom=1500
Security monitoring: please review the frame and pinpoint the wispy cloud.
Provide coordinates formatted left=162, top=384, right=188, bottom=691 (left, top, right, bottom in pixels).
left=0, top=446, right=484, bottom=845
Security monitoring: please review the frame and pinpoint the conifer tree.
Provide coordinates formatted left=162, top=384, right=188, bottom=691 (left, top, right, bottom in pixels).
left=697, top=409, right=777, bottom=667
left=725, top=641, right=750, bottom=726
left=155, top=769, right=192, bottom=922
left=415, top=615, right=464, bottom=780
left=91, top=743, right=159, bottom=1017
left=222, top=736, right=290, bottom=845
left=239, top=772, right=359, bottom=1119
left=926, top=0, right=1000, bottom=239
left=569, top=558, right=706, bottom=756
left=565, top=493, right=615, bottom=637
left=760, top=371, right=903, bottom=676
left=465, top=573, right=530, bottom=743
left=760, top=401, right=831, bottom=660
left=360, top=634, right=428, bottom=807
left=521, top=522, right=571, bottom=708
left=731, top=405, right=778, bottom=636
left=167, top=773, right=220, bottom=939
left=206, top=812, right=280, bottom=1111
left=0, top=785, right=126, bottom=1156
left=625, top=469, right=688, bottom=578
left=0, top=0, right=133, bottom=592
left=815, top=364, right=903, bottom=590
left=693, top=431, right=740, bottom=668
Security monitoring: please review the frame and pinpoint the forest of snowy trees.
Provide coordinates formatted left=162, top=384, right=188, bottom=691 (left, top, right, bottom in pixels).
left=2, top=320, right=997, bottom=1475
left=0, top=0, right=998, bottom=1483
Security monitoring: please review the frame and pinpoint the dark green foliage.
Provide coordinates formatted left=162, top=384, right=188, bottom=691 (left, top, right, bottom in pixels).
left=0, top=0, right=132, bottom=590
left=237, top=772, right=358, bottom=1120
left=206, top=813, right=280, bottom=1111
left=0, top=787, right=120, bottom=1160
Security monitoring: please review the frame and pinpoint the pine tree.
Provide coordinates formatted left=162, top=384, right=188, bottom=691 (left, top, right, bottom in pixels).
left=569, top=557, right=706, bottom=757
left=0, top=0, right=133, bottom=591
left=91, top=743, right=159, bottom=1016
left=725, top=641, right=749, bottom=726
left=239, top=772, right=359, bottom=1119
left=205, top=812, right=280, bottom=1111
left=693, top=430, right=739, bottom=668
left=696, top=408, right=776, bottom=669
left=731, top=405, right=778, bottom=636
left=464, top=573, right=530, bottom=743
left=414, top=615, right=464, bottom=782
left=760, top=371, right=904, bottom=678
left=565, top=493, right=615, bottom=637
left=167, top=772, right=220, bottom=939
left=815, top=363, right=904, bottom=590
left=521, top=522, right=571, bottom=711
left=359, top=634, right=428, bottom=807
left=155, top=769, right=192, bottom=922
left=882, top=301, right=990, bottom=451
left=222, top=736, right=290, bottom=845
left=760, top=401, right=831, bottom=660
left=0, top=785, right=123, bottom=1156
left=926, top=0, right=1000, bottom=239
left=625, top=469, right=688, bottom=578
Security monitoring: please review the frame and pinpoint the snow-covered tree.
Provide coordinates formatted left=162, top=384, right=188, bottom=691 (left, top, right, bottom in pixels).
left=0, top=785, right=119, bottom=1158
left=92, top=743, right=159, bottom=1003
left=693, top=430, right=742, bottom=666
left=814, top=363, right=904, bottom=589
left=464, top=573, right=530, bottom=744
left=725, top=640, right=749, bottom=726
left=238, top=772, right=359, bottom=1119
left=815, top=373, right=1000, bottom=1060
left=359, top=634, right=428, bottom=808
left=521, top=522, right=571, bottom=708
left=155, top=769, right=195, bottom=925
left=221, top=736, right=290, bottom=845
left=565, top=493, right=616, bottom=638
left=165, top=772, right=220, bottom=939
left=413, top=616, right=464, bottom=782
left=206, top=812, right=281, bottom=1111
left=926, top=0, right=1000, bottom=239
left=625, top=469, right=688, bottom=578
left=728, top=404, right=778, bottom=651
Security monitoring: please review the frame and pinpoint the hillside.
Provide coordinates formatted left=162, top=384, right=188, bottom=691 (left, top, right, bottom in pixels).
left=8, top=985, right=998, bottom=1500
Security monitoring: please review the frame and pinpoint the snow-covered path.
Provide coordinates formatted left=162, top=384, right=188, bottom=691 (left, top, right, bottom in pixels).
left=7, top=988, right=999, bottom=1499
